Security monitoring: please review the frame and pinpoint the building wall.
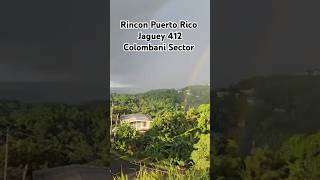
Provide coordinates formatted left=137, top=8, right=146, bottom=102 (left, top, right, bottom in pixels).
left=125, top=120, right=151, bottom=132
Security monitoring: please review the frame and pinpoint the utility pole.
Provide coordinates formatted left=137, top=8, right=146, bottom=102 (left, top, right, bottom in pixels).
left=3, top=128, right=8, bottom=180
left=22, top=164, right=28, bottom=180
left=110, top=101, right=113, bottom=137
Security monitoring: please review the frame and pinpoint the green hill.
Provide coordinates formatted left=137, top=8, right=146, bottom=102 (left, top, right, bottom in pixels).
left=111, top=85, right=210, bottom=116
left=180, top=85, right=210, bottom=108
left=215, top=74, right=320, bottom=154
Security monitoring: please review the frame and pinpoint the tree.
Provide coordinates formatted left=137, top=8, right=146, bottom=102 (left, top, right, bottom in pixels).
left=241, top=147, right=286, bottom=180
left=0, top=101, right=110, bottom=179
left=113, top=123, right=138, bottom=155
left=279, top=133, right=320, bottom=179
left=197, top=104, right=210, bottom=133
left=141, top=111, right=197, bottom=164
left=191, top=133, right=210, bottom=170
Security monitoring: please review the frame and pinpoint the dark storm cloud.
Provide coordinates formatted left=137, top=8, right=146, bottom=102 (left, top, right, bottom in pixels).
left=111, top=0, right=210, bottom=91
left=110, top=0, right=169, bottom=35
left=0, top=82, right=107, bottom=103
left=0, top=0, right=106, bottom=82
left=213, top=0, right=320, bottom=88
left=0, top=0, right=107, bottom=102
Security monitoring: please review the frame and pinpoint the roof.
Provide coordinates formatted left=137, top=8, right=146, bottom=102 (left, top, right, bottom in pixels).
left=120, top=113, right=152, bottom=121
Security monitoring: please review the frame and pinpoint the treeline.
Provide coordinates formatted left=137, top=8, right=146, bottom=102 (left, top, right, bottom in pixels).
left=111, top=85, right=210, bottom=118
left=0, top=101, right=109, bottom=179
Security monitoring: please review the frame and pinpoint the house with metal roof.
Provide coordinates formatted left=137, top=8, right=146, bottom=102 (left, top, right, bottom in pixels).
left=120, top=114, right=152, bottom=133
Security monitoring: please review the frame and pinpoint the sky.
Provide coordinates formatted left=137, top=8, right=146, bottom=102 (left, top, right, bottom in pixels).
left=1, top=0, right=320, bottom=101
left=110, top=0, right=210, bottom=92
left=213, top=1, right=320, bottom=87
left=0, top=0, right=107, bottom=102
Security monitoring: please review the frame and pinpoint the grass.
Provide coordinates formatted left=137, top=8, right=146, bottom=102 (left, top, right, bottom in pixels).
left=115, top=172, right=128, bottom=180
left=113, top=165, right=209, bottom=180
left=111, top=151, right=209, bottom=180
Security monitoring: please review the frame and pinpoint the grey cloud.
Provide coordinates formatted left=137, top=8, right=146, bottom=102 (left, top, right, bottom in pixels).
left=111, top=0, right=210, bottom=92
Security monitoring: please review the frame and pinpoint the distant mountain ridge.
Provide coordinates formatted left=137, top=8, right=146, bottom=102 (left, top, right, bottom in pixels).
left=112, top=84, right=210, bottom=108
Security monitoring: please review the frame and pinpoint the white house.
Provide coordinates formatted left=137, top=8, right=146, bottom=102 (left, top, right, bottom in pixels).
left=120, top=114, right=152, bottom=133
left=240, top=88, right=256, bottom=95
left=216, top=91, right=230, bottom=98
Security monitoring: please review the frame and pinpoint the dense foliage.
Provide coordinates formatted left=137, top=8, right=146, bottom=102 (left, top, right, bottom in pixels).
left=212, top=132, right=320, bottom=179
left=0, top=101, right=109, bottom=179
left=111, top=85, right=210, bottom=179
left=212, top=74, right=320, bottom=179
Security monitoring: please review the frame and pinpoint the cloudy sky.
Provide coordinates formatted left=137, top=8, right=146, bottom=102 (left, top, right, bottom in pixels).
left=2, top=0, right=320, bottom=101
left=0, top=0, right=107, bottom=102
left=110, top=0, right=210, bottom=92
left=213, top=1, right=320, bottom=87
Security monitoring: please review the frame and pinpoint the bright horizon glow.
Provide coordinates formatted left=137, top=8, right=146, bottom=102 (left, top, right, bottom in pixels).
left=110, top=81, right=133, bottom=88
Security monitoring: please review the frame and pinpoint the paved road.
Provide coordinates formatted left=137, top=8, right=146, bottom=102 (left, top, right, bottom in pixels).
left=108, top=156, right=140, bottom=179
left=31, top=156, right=140, bottom=180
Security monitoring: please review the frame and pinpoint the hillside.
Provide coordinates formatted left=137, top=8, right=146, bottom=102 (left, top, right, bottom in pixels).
left=0, top=101, right=110, bottom=179
left=111, top=85, right=210, bottom=115
left=111, top=85, right=210, bottom=179
left=180, top=85, right=210, bottom=108
left=215, top=74, right=320, bottom=154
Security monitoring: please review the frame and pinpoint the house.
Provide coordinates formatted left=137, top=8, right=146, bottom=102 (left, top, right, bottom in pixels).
left=305, top=68, right=320, bottom=76
left=216, top=91, right=230, bottom=98
left=246, top=97, right=256, bottom=105
left=273, top=107, right=286, bottom=113
left=240, top=88, right=256, bottom=95
left=120, top=113, right=152, bottom=133
left=185, top=89, right=192, bottom=95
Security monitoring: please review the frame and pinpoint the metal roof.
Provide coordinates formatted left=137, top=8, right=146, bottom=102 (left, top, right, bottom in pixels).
left=120, top=113, right=152, bottom=121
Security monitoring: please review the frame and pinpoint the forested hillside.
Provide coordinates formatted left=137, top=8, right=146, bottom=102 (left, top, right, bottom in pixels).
left=111, top=85, right=210, bottom=179
left=0, top=101, right=109, bottom=179
left=212, top=74, right=320, bottom=179
left=216, top=75, right=320, bottom=151
left=111, top=85, right=210, bottom=117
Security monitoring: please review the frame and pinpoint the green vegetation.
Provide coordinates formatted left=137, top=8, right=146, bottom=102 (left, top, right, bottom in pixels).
left=212, top=132, right=320, bottom=179
left=115, top=166, right=209, bottom=180
left=215, top=75, right=320, bottom=150
left=213, top=74, right=320, bottom=179
left=0, top=101, right=109, bottom=179
left=112, top=122, right=138, bottom=155
left=111, top=85, right=210, bottom=179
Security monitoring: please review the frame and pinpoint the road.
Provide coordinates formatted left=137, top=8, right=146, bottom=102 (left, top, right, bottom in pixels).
left=108, top=156, right=140, bottom=179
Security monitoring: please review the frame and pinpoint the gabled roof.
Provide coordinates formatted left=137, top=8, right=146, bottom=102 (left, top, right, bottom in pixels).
left=120, top=113, right=152, bottom=121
